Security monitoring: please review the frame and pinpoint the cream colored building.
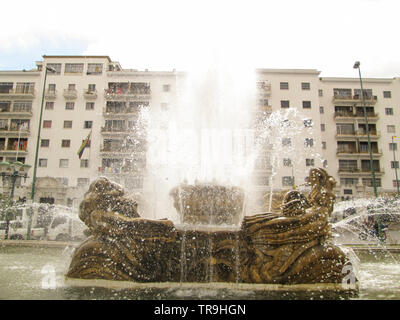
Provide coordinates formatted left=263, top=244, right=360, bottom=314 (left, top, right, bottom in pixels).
left=0, top=55, right=399, bottom=208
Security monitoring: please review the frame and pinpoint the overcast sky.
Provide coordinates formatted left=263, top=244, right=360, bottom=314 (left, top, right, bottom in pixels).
left=1, top=0, right=399, bottom=78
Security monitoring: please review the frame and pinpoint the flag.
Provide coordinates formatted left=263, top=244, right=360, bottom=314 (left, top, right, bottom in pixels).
left=77, top=131, right=91, bottom=159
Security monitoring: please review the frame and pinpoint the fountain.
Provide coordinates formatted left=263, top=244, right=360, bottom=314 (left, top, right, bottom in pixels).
left=66, top=167, right=356, bottom=290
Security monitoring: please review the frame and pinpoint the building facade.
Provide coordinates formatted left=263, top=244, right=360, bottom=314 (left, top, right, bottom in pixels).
left=0, top=55, right=399, bottom=209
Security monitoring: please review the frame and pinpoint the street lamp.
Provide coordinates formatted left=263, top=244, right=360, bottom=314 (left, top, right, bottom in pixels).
left=353, top=61, right=383, bottom=241
left=0, top=161, right=31, bottom=239
left=26, top=65, right=56, bottom=240
left=353, top=61, right=378, bottom=197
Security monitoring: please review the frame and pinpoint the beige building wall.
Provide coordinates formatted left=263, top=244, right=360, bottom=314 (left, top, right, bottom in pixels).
left=1, top=55, right=399, bottom=208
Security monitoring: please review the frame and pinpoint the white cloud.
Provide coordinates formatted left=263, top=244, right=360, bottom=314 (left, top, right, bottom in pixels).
left=1, top=0, right=400, bottom=76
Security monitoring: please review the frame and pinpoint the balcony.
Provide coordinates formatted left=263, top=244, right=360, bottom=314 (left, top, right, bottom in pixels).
left=63, top=89, right=78, bottom=100
left=0, top=126, right=30, bottom=137
left=335, top=130, right=381, bottom=140
left=360, top=167, right=384, bottom=175
left=337, top=148, right=382, bottom=158
left=0, top=88, right=35, bottom=99
left=83, top=89, right=98, bottom=99
left=338, top=168, right=360, bottom=175
left=333, top=94, right=377, bottom=105
left=334, top=112, right=379, bottom=122
left=103, top=107, right=140, bottom=118
left=100, top=126, right=127, bottom=134
left=44, top=90, right=57, bottom=99
left=104, top=88, right=151, bottom=100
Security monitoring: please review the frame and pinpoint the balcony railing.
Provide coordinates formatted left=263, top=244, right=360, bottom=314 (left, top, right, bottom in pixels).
left=83, top=89, right=98, bottom=99
left=335, top=130, right=380, bottom=139
left=104, top=88, right=151, bottom=100
left=0, top=88, right=35, bottom=98
left=44, top=90, right=57, bottom=99
left=63, top=89, right=78, bottom=99
left=101, top=126, right=127, bottom=133
left=334, top=112, right=379, bottom=121
left=333, top=94, right=377, bottom=104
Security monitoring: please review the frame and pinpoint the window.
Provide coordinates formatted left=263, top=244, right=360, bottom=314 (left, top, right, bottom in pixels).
left=65, top=102, right=74, bottom=110
left=301, top=82, right=310, bottom=90
left=391, top=161, right=399, bottom=169
left=15, top=82, right=35, bottom=94
left=45, top=102, right=54, bottom=110
left=84, top=121, right=93, bottom=129
left=88, top=84, right=96, bottom=92
left=282, top=138, right=291, bottom=147
left=80, top=159, right=89, bottom=168
left=322, top=141, right=326, bottom=149
left=340, top=178, right=358, bottom=186
left=339, top=160, right=358, bottom=172
left=39, top=159, right=47, bottom=167
left=13, top=101, right=32, bottom=112
left=46, top=63, right=61, bottom=75
left=385, top=108, right=394, bottom=115
left=280, top=82, right=289, bottom=90
left=303, top=119, right=313, bottom=127
left=283, top=158, right=292, bottom=167
left=319, top=106, right=324, bottom=114
left=59, top=159, right=69, bottom=168
left=305, top=138, right=314, bottom=147
left=41, top=139, right=49, bottom=147
left=393, top=180, right=400, bottom=188
left=321, top=124, right=325, bottom=132
left=306, top=159, right=315, bottom=166
left=318, top=89, right=323, bottom=97
left=77, top=178, right=90, bottom=187
left=389, top=143, right=397, bottom=151
left=61, top=140, right=70, bottom=148
left=86, top=102, right=95, bottom=110
left=48, top=84, right=56, bottom=92
left=302, top=101, right=311, bottom=109
left=65, top=63, right=84, bottom=73
left=43, top=120, right=52, bottom=128
left=387, top=125, right=396, bottom=133
left=0, top=119, right=8, bottom=129
left=163, top=84, right=171, bottom=92
left=68, top=84, right=76, bottom=90
left=362, top=178, right=381, bottom=187
left=0, top=101, right=10, bottom=112
left=282, top=176, right=294, bottom=186
left=281, top=100, right=290, bottom=108
left=0, top=82, right=13, bottom=93
left=383, top=91, right=392, bottom=98
left=87, top=63, right=103, bottom=75
left=63, top=121, right=72, bottom=129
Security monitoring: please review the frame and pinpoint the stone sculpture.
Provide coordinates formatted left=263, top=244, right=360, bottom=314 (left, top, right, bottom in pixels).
left=67, top=168, right=353, bottom=284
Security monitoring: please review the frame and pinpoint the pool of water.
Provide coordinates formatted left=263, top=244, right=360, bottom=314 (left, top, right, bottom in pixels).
left=0, top=245, right=399, bottom=300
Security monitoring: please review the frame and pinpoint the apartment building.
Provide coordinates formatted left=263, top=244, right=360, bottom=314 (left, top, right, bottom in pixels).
left=0, top=55, right=399, bottom=208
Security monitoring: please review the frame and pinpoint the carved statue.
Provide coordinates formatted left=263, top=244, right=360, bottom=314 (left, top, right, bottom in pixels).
left=67, top=168, right=353, bottom=285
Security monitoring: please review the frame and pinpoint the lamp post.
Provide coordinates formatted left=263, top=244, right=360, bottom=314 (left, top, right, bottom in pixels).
left=353, top=61, right=378, bottom=197
left=353, top=61, right=382, bottom=241
left=392, top=136, right=400, bottom=197
left=0, top=161, right=31, bottom=239
left=26, top=65, right=56, bottom=240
